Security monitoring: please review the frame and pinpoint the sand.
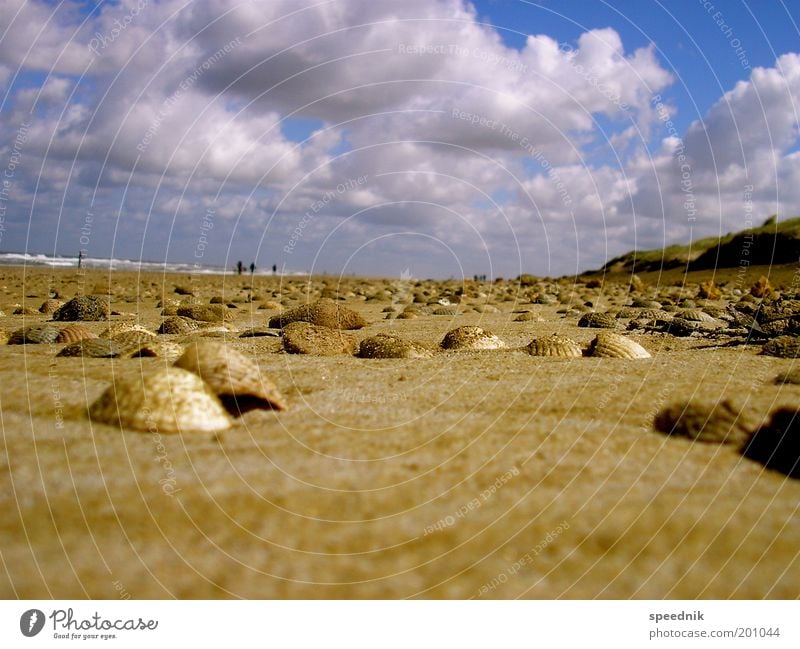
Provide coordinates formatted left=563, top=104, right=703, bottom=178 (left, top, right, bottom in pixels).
left=0, top=266, right=799, bottom=599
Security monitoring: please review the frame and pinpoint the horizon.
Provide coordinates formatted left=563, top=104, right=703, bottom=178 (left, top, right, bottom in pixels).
left=1, top=1, right=799, bottom=278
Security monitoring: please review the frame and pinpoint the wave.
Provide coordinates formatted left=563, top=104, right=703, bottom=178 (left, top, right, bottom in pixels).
left=0, top=252, right=308, bottom=276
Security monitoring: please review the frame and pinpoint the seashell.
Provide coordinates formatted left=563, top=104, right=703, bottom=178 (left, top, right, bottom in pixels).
left=440, top=326, right=506, bottom=351
left=526, top=334, right=582, bottom=358
left=39, top=299, right=64, bottom=315
left=587, top=332, right=651, bottom=359
left=775, top=368, right=800, bottom=385
left=259, top=300, right=283, bottom=310
left=8, top=324, right=61, bottom=344
left=55, top=325, right=98, bottom=344
left=741, top=408, right=799, bottom=478
left=99, top=323, right=153, bottom=339
left=432, top=306, right=458, bottom=316
left=631, top=299, right=661, bottom=309
left=53, top=295, right=110, bottom=321
left=57, top=338, right=124, bottom=358
left=13, top=306, right=39, bottom=315
left=654, top=400, right=755, bottom=444
left=282, top=322, right=358, bottom=356
left=120, top=340, right=184, bottom=361
left=358, top=333, right=433, bottom=359
left=108, top=330, right=158, bottom=346
left=578, top=312, right=617, bottom=329
left=174, top=340, right=287, bottom=414
left=761, top=336, right=800, bottom=359
left=174, top=285, right=194, bottom=296
left=88, top=367, right=232, bottom=433
left=239, top=327, right=281, bottom=338
left=176, top=304, right=234, bottom=322
left=158, top=316, right=199, bottom=335
left=514, top=311, right=544, bottom=322
left=209, top=296, right=225, bottom=304
left=473, top=304, right=500, bottom=314
left=397, top=310, right=418, bottom=320
left=675, top=309, right=717, bottom=323
left=665, top=317, right=699, bottom=337
left=269, top=298, right=367, bottom=330
left=615, top=306, right=640, bottom=319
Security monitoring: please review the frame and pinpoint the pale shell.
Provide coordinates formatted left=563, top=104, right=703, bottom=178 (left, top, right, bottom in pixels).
left=100, top=323, right=154, bottom=340
left=440, top=326, right=506, bottom=351
left=587, top=332, right=651, bottom=359
left=174, top=340, right=288, bottom=413
left=358, top=333, right=433, bottom=359
left=120, top=341, right=184, bottom=361
left=88, top=367, right=232, bottom=433
left=675, top=309, right=717, bottom=323
left=176, top=304, right=234, bottom=322
left=527, top=334, right=582, bottom=358
left=8, top=324, right=61, bottom=344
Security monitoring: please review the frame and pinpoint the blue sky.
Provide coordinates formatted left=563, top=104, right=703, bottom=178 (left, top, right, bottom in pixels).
left=1, top=0, right=798, bottom=277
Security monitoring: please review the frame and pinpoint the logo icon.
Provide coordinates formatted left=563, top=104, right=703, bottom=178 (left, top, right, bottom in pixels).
left=20, top=609, right=45, bottom=637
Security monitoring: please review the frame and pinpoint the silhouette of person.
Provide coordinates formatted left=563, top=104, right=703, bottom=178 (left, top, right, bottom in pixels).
left=249, top=262, right=255, bottom=275
left=236, top=260, right=243, bottom=275
left=272, top=264, right=277, bottom=275
left=78, top=250, right=83, bottom=268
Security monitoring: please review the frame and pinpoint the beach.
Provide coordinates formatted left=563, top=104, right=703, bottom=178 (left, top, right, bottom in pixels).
left=1, top=265, right=798, bottom=599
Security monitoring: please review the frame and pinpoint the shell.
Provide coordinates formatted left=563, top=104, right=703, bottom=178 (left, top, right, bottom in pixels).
left=13, top=306, right=39, bottom=315
left=57, top=338, right=125, bottom=358
left=432, top=306, right=458, bottom=316
left=55, top=325, right=98, bottom=344
left=654, top=400, right=755, bottom=444
left=397, top=311, right=418, bottom=320
left=775, top=369, right=800, bottom=385
left=440, top=326, right=506, bottom=351
left=8, top=324, right=61, bottom=344
left=174, top=340, right=288, bottom=413
left=88, top=367, right=232, bottom=433
left=99, top=323, right=154, bottom=340
left=268, top=298, right=367, bottom=330
left=120, top=341, right=184, bottom=361
left=109, top=330, right=158, bottom=346
left=39, top=299, right=64, bottom=315
left=358, top=333, right=433, bottom=359
left=675, top=309, right=717, bottom=323
left=761, top=336, right=800, bottom=359
left=741, top=408, right=799, bottom=477
left=587, top=332, right=651, bottom=359
left=527, top=334, right=582, bottom=358
left=53, top=295, right=110, bottom=321
left=158, top=316, right=200, bottom=335
left=176, top=304, right=234, bottom=323
left=577, top=312, right=617, bottom=329
left=514, top=311, right=544, bottom=322
left=282, top=322, right=358, bottom=356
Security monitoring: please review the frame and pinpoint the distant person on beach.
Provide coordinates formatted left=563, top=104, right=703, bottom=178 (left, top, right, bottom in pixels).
left=272, top=264, right=277, bottom=275
left=78, top=250, right=83, bottom=268
left=236, top=260, right=243, bottom=275
left=249, top=262, right=255, bottom=275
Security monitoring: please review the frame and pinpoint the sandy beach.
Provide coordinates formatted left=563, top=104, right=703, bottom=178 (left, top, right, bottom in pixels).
left=0, top=265, right=798, bottom=599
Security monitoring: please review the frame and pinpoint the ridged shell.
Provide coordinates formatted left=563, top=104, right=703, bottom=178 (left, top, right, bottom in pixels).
left=88, top=368, right=232, bottom=433
left=654, top=400, right=755, bottom=444
left=99, top=323, right=154, bottom=339
left=268, top=298, right=367, bottom=330
left=57, top=338, right=125, bottom=358
left=8, top=324, right=61, bottom=344
left=174, top=340, right=288, bottom=413
left=514, top=311, right=544, bottom=322
left=282, top=322, right=358, bottom=356
left=110, top=330, right=158, bottom=346
left=587, top=332, right=651, bottom=359
left=440, top=326, right=506, bottom=350
left=358, top=333, right=433, bottom=359
left=176, top=304, right=234, bottom=322
left=55, top=325, right=98, bottom=344
left=120, top=341, right=184, bottom=361
left=577, top=312, right=617, bottom=328
left=53, top=295, right=110, bottom=321
left=527, top=334, right=582, bottom=358
left=158, top=316, right=199, bottom=335
left=675, top=309, right=717, bottom=323
left=741, top=408, right=799, bottom=477
left=761, top=336, right=800, bottom=359
left=39, top=299, right=64, bottom=314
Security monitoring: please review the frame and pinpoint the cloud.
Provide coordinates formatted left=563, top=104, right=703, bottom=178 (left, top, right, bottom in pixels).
left=0, top=0, right=797, bottom=276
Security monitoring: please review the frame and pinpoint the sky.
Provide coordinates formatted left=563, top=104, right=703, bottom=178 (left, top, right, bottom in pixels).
left=0, top=0, right=798, bottom=279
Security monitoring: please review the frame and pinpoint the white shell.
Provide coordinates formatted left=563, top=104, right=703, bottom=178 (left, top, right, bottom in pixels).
left=588, top=332, right=651, bottom=359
